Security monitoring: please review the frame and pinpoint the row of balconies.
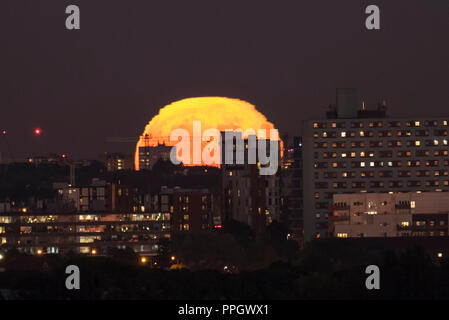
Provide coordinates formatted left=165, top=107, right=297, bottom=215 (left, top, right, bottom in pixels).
left=396, top=224, right=447, bottom=231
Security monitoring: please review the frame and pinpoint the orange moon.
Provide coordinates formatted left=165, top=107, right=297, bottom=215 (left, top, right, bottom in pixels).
left=135, top=97, right=280, bottom=170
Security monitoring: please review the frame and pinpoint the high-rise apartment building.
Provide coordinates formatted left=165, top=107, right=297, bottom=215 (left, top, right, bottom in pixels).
left=302, top=89, right=449, bottom=241
left=280, top=136, right=304, bottom=245
left=220, top=132, right=281, bottom=233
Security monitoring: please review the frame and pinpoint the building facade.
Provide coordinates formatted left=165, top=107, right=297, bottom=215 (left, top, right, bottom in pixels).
left=0, top=210, right=170, bottom=255
left=138, top=145, right=172, bottom=170
left=103, top=152, right=134, bottom=172
left=280, top=136, right=304, bottom=245
left=302, top=89, right=449, bottom=240
left=331, top=192, right=449, bottom=238
left=220, top=132, right=281, bottom=233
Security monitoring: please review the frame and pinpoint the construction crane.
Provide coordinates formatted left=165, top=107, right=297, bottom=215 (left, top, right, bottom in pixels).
left=106, top=134, right=171, bottom=147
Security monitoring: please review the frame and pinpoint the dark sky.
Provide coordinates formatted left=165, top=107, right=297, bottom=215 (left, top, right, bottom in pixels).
left=1, top=0, right=449, bottom=159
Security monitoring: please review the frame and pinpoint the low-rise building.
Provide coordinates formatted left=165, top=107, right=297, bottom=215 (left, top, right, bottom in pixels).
left=331, top=192, right=449, bottom=238
left=138, top=145, right=172, bottom=170
left=103, top=152, right=134, bottom=172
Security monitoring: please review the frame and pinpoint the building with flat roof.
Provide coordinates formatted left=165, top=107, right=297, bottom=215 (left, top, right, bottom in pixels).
left=138, top=145, right=173, bottom=170
left=331, top=192, right=449, bottom=238
left=279, top=136, right=304, bottom=245
left=0, top=210, right=170, bottom=255
left=102, top=152, right=134, bottom=172
left=220, top=132, right=281, bottom=234
left=302, top=89, right=449, bottom=241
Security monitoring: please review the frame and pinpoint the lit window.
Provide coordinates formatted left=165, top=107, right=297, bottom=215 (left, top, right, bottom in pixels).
left=341, top=132, right=346, bottom=137
left=337, top=233, right=348, bottom=238
left=410, top=201, right=415, bottom=208
left=415, top=141, right=420, bottom=146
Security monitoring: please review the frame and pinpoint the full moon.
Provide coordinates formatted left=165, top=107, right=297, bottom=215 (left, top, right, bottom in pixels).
left=135, top=97, right=279, bottom=170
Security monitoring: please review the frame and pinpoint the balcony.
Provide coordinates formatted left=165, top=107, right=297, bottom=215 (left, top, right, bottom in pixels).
left=395, top=203, right=411, bottom=209
left=397, top=224, right=447, bottom=231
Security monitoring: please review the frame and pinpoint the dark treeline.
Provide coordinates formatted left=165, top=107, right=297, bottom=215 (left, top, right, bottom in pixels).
left=1, top=240, right=449, bottom=299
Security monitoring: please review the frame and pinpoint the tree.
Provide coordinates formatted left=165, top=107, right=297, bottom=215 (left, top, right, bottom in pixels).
left=106, top=247, right=139, bottom=265
left=222, top=219, right=254, bottom=245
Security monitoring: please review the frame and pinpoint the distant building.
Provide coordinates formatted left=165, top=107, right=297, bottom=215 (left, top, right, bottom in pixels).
left=26, top=153, right=69, bottom=166
left=220, top=132, right=281, bottom=234
left=0, top=179, right=170, bottom=255
left=0, top=209, right=170, bottom=256
left=155, top=187, right=213, bottom=232
left=138, top=144, right=173, bottom=170
left=50, top=179, right=110, bottom=213
left=302, top=88, right=449, bottom=241
left=331, top=192, right=449, bottom=238
left=279, top=136, right=304, bottom=245
left=48, top=182, right=81, bottom=212
left=103, top=152, right=133, bottom=172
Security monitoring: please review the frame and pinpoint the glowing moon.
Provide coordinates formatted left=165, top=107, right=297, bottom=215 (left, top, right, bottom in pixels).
left=135, top=97, right=279, bottom=170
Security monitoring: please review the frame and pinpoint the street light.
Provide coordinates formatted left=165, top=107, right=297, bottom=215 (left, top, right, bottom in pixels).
left=140, top=257, right=147, bottom=264
left=36, top=249, right=43, bottom=255
left=91, top=249, right=97, bottom=255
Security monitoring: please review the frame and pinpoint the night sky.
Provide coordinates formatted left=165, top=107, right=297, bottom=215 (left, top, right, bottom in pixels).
left=1, top=0, right=449, bottom=159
